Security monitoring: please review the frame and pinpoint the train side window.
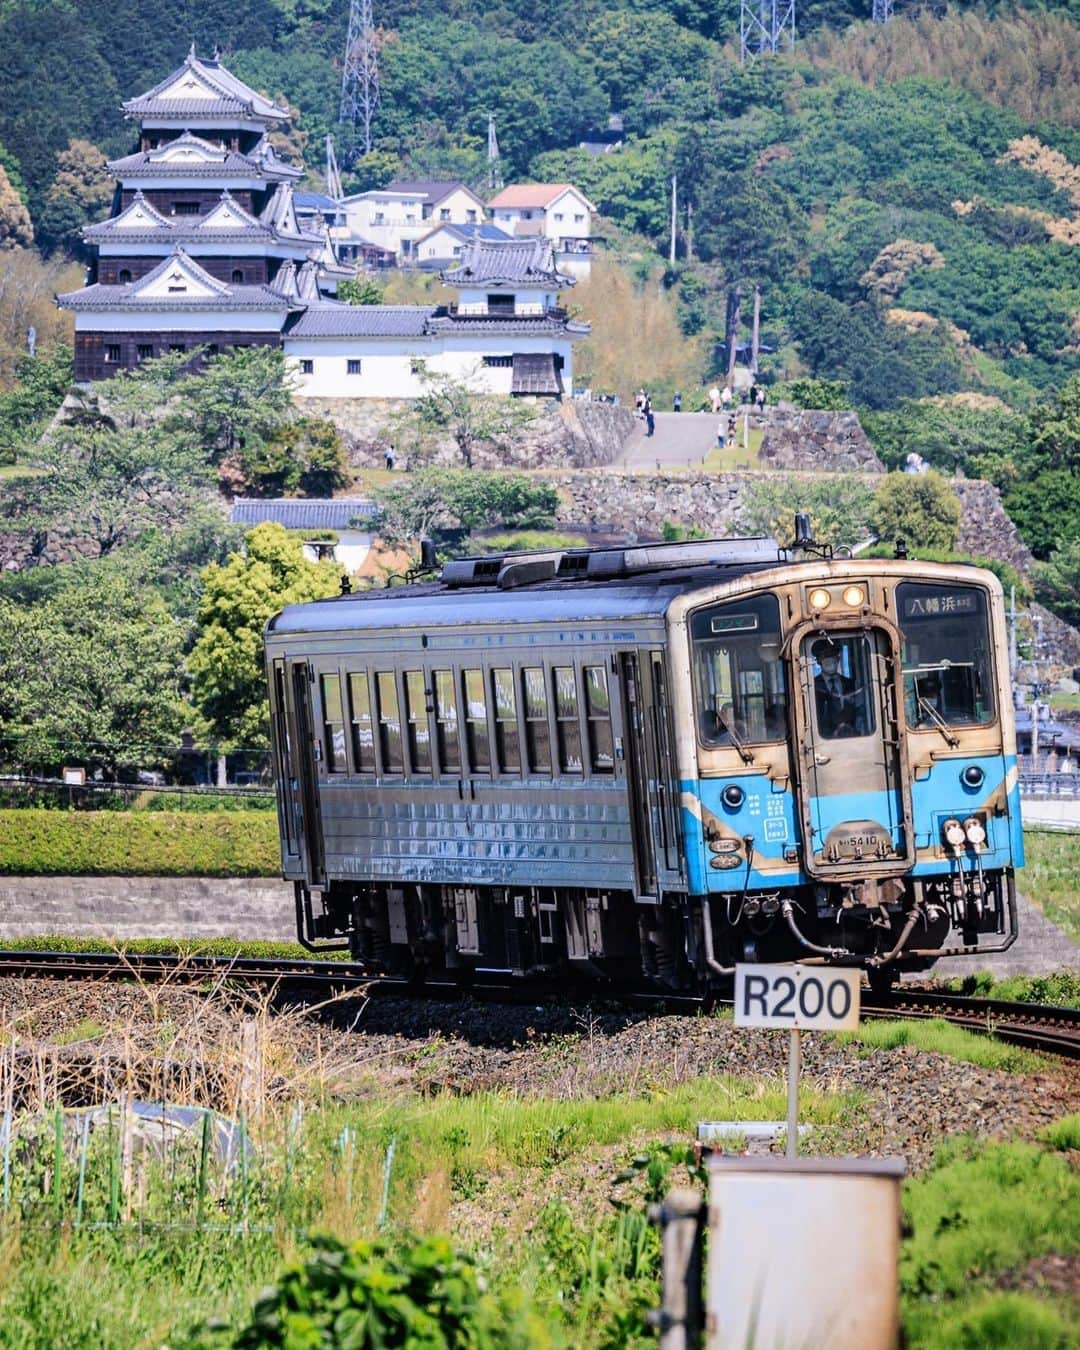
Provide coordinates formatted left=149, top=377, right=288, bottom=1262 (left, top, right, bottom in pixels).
left=433, top=670, right=460, bottom=772
left=583, top=665, right=614, bottom=773
left=553, top=666, right=584, bottom=773
left=347, top=672, right=375, bottom=773
left=404, top=670, right=431, bottom=774
left=492, top=668, right=521, bottom=772
left=375, top=671, right=403, bottom=773
left=522, top=667, right=551, bottom=773
left=462, top=669, right=491, bottom=773
left=319, top=673, right=347, bottom=773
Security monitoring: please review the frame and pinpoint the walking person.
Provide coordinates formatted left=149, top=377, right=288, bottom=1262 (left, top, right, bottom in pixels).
left=720, top=385, right=733, bottom=412
left=717, top=418, right=725, bottom=450
left=755, top=385, right=766, bottom=413
left=709, top=384, right=721, bottom=414
left=635, top=388, right=646, bottom=417
left=726, top=413, right=737, bottom=447
left=645, top=395, right=655, bottom=438
left=672, top=391, right=682, bottom=413
left=384, top=444, right=396, bottom=471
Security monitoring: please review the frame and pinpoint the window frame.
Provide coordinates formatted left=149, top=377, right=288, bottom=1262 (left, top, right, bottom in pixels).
left=432, top=668, right=462, bottom=775
left=374, top=669, right=404, bottom=775
left=299, top=358, right=314, bottom=375
left=461, top=667, right=493, bottom=775
left=318, top=669, right=348, bottom=774
left=521, top=664, right=554, bottom=775
left=347, top=670, right=376, bottom=774
left=490, top=667, right=523, bottom=775
left=552, top=664, right=585, bottom=775
left=403, top=669, right=433, bottom=775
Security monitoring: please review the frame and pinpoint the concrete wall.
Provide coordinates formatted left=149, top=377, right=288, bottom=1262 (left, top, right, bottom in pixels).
left=0, top=877, right=295, bottom=941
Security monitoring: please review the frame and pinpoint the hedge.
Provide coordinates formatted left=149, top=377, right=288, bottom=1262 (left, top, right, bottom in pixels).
left=0, top=810, right=280, bottom=877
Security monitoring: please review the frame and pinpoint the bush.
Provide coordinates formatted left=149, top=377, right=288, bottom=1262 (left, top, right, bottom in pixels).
left=772, top=377, right=852, bottom=410
left=192, top=1234, right=508, bottom=1348
left=874, top=471, right=961, bottom=551
left=0, top=810, right=279, bottom=876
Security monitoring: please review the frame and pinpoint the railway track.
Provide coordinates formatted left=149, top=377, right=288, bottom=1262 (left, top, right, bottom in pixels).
left=0, top=948, right=1075, bottom=1058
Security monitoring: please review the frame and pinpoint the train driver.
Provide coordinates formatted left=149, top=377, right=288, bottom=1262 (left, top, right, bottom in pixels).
left=812, top=638, right=859, bottom=738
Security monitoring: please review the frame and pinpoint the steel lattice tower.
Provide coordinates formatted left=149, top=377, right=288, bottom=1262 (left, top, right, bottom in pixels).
left=340, top=0, right=380, bottom=156
left=872, top=0, right=894, bottom=21
left=739, top=0, right=796, bottom=63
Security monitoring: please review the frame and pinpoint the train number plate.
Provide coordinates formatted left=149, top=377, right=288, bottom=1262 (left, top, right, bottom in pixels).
left=734, top=964, right=861, bottom=1031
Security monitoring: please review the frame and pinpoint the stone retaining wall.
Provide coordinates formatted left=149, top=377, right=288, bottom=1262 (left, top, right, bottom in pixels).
left=756, top=409, right=885, bottom=473
left=297, top=395, right=637, bottom=471
left=0, top=877, right=295, bottom=941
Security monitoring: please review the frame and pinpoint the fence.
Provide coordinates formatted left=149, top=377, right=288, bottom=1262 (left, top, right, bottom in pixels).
left=1020, top=772, right=1080, bottom=799
left=0, top=775, right=274, bottom=812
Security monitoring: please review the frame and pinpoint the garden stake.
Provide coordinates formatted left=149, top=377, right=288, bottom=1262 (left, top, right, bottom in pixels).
left=53, top=1107, right=63, bottom=1223
left=2, top=1108, right=11, bottom=1213
left=378, top=1136, right=396, bottom=1230
left=75, top=1113, right=90, bottom=1228
left=196, top=1110, right=211, bottom=1228
left=108, top=1112, right=120, bottom=1226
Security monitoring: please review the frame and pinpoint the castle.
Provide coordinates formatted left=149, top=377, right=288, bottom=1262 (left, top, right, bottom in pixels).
left=58, top=48, right=587, bottom=399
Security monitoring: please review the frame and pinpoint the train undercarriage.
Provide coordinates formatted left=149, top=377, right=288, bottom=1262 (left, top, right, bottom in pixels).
left=295, top=868, right=1018, bottom=994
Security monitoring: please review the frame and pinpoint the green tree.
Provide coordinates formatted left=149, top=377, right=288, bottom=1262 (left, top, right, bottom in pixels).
left=398, top=367, right=538, bottom=470
left=1034, top=537, right=1080, bottom=629
left=861, top=400, right=1027, bottom=476
left=0, top=162, right=32, bottom=250
left=371, top=470, right=558, bottom=547
left=244, top=417, right=351, bottom=497
left=187, top=523, right=341, bottom=751
left=0, top=567, right=188, bottom=776
left=1028, top=372, right=1080, bottom=472
left=774, top=378, right=852, bottom=411
left=874, top=470, right=961, bottom=552
left=1005, top=469, right=1080, bottom=560
left=38, top=138, right=113, bottom=257
left=180, top=346, right=296, bottom=464
left=338, top=276, right=386, bottom=306
left=740, top=474, right=877, bottom=549
left=0, top=343, right=72, bottom=457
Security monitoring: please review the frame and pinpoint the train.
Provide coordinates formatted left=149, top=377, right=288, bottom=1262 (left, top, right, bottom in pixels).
left=264, top=523, right=1020, bottom=992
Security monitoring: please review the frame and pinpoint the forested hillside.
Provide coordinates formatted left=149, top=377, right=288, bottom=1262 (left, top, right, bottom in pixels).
left=0, top=0, right=1078, bottom=550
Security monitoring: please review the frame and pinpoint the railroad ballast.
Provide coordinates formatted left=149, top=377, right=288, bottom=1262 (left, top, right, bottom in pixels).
left=264, top=527, right=1021, bottom=991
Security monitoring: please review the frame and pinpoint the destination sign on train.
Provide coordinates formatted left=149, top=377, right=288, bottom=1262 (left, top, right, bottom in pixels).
left=901, top=592, right=979, bottom=619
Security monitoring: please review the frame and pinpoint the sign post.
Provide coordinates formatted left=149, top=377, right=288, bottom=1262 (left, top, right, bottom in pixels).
left=734, top=964, right=861, bottom=1156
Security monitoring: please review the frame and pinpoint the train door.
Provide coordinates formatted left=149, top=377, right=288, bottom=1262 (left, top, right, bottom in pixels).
left=288, top=660, right=325, bottom=886
left=794, top=628, right=914, bottom=877
left=619, top=650, right=682, bottom=899
left=270, top=659, right=302, bottom=869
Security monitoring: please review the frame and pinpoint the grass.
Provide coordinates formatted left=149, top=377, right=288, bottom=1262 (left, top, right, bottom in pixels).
left=944, top=970, right=1080, bottom=1008
left=1047, top=690, right=1080, bottom=712
left=842, top=1018, right=1044, bottom=1072
left=0, top=935, right=352, bottom=962
left=1020, top=829, right=1080, bottom=944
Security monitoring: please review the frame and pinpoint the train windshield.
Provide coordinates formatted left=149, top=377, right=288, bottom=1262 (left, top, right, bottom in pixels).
left=897, top=582, right=994, bottom=726
left=691, top=594, right=788, bottom=746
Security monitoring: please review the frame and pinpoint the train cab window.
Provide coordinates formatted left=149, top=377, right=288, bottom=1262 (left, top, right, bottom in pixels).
left=583, top=665, right=614, bottom=773
left=433, top=670, right=460, bottom=772
left=553, top=666, right=584, bottom=773
left=463, top=669, right=491, bottom=772
left=319, top=673, right=347, bottom=772
left=805, top=634, right=877, bottom=740
left=404, top=670, right=432, bottom=773
left=347, top=672, right=375, bottom=772
left=375, top=671, right=403, bottom=773
left=522, top=667, right=551, bottom=773
left=492, top=669, right=520, bottom=772
left=897, top=583, right=994, bottom=727
left=691, top=594, right=788, bottom=746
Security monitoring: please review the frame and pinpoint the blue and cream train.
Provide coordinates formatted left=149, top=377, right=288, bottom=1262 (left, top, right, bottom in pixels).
left=264, top=533, right=1020, bottom=990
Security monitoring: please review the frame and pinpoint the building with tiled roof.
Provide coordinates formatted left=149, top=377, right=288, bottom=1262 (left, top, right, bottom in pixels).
left=487, top=183, right=596, bottom=277
left=414, top=221, right=512, bottom=269
left=230, top=498, right=377, bottom=571
left=336, top=180, right=488, bottom=265
left=60, top=48, right=355, bottom=381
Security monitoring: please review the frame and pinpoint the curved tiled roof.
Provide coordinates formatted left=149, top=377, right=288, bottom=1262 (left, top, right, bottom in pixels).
left=57, top=250, right=296, bottom=313
left=108, top=134, right=301, bottom=182
left=286, top=305, right=439, bottom=339
left=440, top=238, right=575, bottom=289
left=122, top=50, right=288, bottom=123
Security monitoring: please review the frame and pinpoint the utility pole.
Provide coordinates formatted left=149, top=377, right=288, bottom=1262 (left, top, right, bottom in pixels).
left=727, top=285, right=742, bottom=381
left=487, top=114, right=503, bottom=193
left=686, top=202, right=694, bottom=263
left=669, top=174, right=678, bottom=266
left=340, top=0, right=380, bottom=157
left=750, top=284, right=761, bottom=374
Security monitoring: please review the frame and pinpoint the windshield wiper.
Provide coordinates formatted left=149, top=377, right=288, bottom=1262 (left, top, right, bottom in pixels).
left=917, top=696, right=959, bottom=749
left=717, top=707, right=755, bottom=764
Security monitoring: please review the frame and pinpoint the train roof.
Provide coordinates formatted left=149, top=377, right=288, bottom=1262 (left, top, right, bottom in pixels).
left=268, top=536, right=790, bottom=636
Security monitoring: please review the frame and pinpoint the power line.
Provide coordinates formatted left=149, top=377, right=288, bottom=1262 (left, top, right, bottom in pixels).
left=739, top=0, right=796, bottom=63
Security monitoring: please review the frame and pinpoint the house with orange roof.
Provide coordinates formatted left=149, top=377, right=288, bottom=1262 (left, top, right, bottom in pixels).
left=486, top=184, right=596, bottom=276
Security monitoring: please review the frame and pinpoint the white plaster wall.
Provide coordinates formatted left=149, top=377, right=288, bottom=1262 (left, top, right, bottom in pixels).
left=287, top=333, right=575, bottom=399
left=301, top=532, right=372, bottom=570
left=74, top=309, right=285, bottom=333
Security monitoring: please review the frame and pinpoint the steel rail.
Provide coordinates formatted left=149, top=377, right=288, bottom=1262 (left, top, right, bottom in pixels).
left=0, top=949, right=1074, bottom=1056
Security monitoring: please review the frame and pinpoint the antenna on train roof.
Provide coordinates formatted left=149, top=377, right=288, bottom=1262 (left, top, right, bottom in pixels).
left=788, top=512, right=836, bottom=561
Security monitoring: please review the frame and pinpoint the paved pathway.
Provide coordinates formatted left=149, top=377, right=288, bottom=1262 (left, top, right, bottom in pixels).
left=616, top=411, right=751, bottom=470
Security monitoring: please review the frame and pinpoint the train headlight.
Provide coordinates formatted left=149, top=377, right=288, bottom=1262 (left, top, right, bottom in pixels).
left=808, top=587, right=832, bottom=611
left=963, top=816, right=986, bottom=847
left=842, top=585, right=866, bottom=607
left=942, top=817, right=966, bottom=849
left=962, top=765, right=985, bottom=789
left=721, top=784, right=745, bottom=809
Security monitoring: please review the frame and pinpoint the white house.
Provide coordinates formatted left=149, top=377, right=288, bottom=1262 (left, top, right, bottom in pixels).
left=335, top=180, right=488, bottom=263
left=231, top=498, right=377, bottom=571
left=285, top=236, right=589, bottom=400
left=486, top=184, right=596, bottom=276
left=413, top=221, right=511, bottom=269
